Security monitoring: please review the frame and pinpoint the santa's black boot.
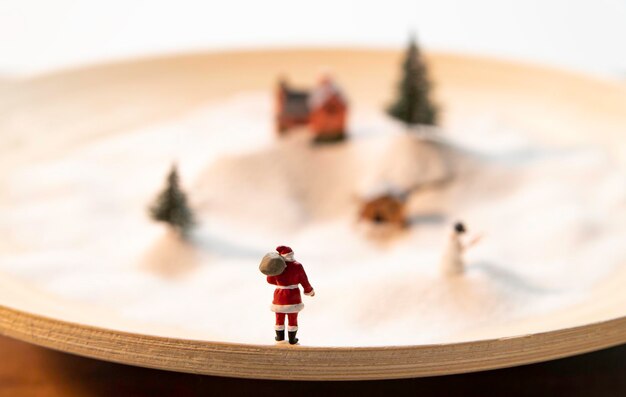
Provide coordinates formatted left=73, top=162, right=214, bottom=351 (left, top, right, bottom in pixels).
left=288, top=331, right=299, bottom=345
left=275, top=330, right=285, bottom=342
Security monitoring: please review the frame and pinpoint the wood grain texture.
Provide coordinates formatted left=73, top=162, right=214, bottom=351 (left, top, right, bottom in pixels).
left=0, top=304, right=625, bottom=380
left=0, top=49, right=625, bottom=380
left=0, top=335, right=624, bottom=397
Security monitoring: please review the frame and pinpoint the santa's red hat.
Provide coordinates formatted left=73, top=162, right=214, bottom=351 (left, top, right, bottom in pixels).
left=276, top=246, right=293, bottom=256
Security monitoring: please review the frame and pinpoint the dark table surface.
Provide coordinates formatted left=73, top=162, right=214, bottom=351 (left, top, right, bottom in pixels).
left=0, top=335, right=623, bottom=397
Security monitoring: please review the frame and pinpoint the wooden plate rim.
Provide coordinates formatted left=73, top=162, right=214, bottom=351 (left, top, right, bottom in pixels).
left=1, top=304, right=624, bottom=380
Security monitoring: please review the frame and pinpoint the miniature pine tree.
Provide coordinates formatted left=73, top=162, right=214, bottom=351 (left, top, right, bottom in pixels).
left=149, top=165, right=195, bottom=235
left=387, top=35, right=438, bottom=127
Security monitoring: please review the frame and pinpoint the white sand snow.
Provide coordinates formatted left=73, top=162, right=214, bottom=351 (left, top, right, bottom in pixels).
left=0, top=92, right=625, bottom=346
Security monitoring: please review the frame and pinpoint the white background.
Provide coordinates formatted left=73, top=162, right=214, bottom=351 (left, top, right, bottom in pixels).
left=0, top=0, right=625, bottom=78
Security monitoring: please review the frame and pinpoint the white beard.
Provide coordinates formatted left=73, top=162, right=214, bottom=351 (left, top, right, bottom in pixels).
left=282, top=252, right=294, bottom=261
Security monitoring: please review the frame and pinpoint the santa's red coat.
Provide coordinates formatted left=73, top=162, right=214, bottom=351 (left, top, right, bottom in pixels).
left=267, top=260, right=314, bottom=313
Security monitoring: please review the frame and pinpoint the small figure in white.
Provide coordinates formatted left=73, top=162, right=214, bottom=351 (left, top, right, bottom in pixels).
left=440, top=222, right=482, bottom=276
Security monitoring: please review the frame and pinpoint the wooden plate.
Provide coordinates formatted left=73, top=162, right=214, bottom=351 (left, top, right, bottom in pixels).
left=0, top=49, right=625, bottom=380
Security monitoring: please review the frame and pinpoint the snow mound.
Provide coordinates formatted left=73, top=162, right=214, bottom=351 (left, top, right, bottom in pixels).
left=193, top=130, right=459, bottom=232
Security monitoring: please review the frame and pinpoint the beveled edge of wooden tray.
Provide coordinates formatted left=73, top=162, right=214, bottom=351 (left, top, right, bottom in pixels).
left=1, top=304, right=624, bottom=380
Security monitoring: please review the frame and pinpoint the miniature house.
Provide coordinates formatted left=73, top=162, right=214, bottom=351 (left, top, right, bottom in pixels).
left=275, top=75, right=348, bottom=142
left=359, top=192, right=407, bottom=227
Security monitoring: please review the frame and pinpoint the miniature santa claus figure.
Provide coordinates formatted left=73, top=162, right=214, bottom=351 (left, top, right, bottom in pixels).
left=440, top=222, right=482, bottom=276
left=263, top=246, right=315, bottom=345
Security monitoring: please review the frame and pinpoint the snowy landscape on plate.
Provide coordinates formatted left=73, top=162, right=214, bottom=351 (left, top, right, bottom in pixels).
left=1, top=90, right=625, bottom=346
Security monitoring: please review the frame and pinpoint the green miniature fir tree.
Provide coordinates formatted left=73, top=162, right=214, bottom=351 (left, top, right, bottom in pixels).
left=387, top=35, right=438, bottom=127
left=149, top=164, right=195, bottom=235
